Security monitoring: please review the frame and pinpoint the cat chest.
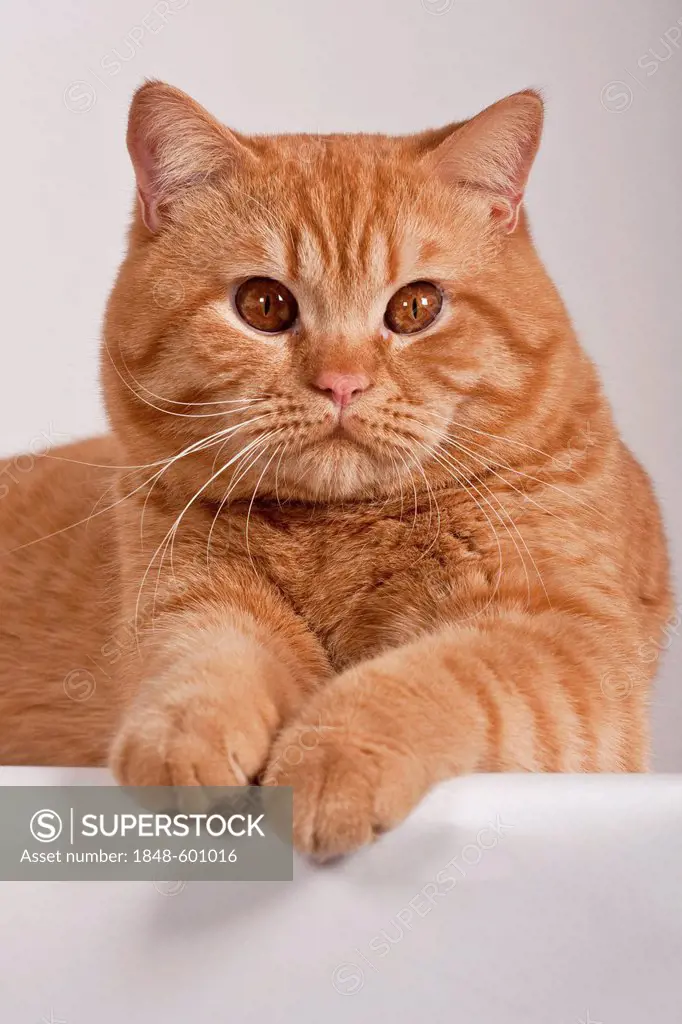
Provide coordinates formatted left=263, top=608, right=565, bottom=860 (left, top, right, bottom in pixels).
left=256, top=511, right=488, bottom=668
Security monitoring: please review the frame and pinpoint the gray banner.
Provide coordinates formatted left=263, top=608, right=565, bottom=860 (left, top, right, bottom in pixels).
left=0, top=786, right=293, bottom=881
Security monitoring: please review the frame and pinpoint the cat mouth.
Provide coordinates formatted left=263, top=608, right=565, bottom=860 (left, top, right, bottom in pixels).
left=296, top=418, right=374, bottom=456
left=326, top=414, right=378, bottom=449
left=328, top=422, right=354, bottom=441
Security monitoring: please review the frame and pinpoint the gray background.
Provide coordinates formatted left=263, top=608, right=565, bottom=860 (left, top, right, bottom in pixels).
left=3, top=768, right=682, bottom=1024
left=0, top=0, right=679, bottom=767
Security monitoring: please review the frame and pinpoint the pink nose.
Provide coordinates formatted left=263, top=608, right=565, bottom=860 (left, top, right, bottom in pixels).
left=313, top=371, right=371, bottom=408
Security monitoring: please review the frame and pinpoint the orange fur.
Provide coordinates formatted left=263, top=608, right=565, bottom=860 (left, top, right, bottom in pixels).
left=0, top=83, right=672, bottom=857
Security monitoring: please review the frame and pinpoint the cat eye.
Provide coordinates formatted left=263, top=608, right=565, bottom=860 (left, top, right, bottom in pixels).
left=234, top=277, right=298, bottom=333
left=384, top=281, right=443, bottom=335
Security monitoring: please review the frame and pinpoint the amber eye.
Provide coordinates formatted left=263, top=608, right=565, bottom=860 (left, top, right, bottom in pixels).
left=234, top=277, right=298, bottom=333
left=384, top=281, right=443, bottom=335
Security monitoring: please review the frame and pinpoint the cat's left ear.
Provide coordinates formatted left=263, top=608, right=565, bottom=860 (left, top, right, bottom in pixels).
left=421, top=90, right=544, bottom=234
left=127, top=80, right=254, bottom=232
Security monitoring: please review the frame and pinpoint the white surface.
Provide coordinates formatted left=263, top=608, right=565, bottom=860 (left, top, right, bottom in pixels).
left=1, top=767, right=681, bottom=1023
left=0, top=0, right=679, bottom=768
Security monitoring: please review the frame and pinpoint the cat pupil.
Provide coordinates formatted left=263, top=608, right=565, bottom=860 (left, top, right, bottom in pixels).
left=412, top=296, right=419, bottom=319
left=263, top=294, right=271, bottom=316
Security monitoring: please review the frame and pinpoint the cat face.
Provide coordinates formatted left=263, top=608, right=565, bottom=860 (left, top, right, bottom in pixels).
left=103, top=83, right=544, bottom=502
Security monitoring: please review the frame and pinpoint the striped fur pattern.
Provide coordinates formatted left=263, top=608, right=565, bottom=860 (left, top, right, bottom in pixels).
left=0, top=83, right=671, bottom=858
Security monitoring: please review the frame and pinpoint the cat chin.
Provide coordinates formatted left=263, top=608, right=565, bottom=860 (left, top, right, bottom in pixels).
left=280, top=438, right=398, bottom=502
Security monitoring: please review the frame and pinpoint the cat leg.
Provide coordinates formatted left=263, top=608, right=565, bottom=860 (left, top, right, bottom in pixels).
left=264, top=609, right=648, bottom=858
left=109, top=593, right=330, bottom=789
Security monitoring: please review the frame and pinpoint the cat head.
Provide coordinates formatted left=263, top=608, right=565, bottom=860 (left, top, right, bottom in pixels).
left=103, top=81, right=548, bottom=504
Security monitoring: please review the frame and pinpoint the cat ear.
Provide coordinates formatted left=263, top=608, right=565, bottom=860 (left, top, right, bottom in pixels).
left=127, top=81, right=253, bottom=232
left=421, top=90, right=544, bottom=234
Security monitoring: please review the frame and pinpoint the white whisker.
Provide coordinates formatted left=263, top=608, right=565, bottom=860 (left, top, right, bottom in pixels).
left=103, top=338, right=266, bottom=419
left=136, top=428, right=281, bottom=637
left=406, top=438, right=508, bottom=621
left=433, top=412, right=578, bottom=469
left=2, top=418, right=262, bottom=557
left=205, top=429, right=281, bottom=569
left=245, top=440, right=283, bottom=567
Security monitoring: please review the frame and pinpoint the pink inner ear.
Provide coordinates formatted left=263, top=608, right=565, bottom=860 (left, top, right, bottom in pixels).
left=491, top=192, right=523, bottom=234
left=135, top=185, right=160, bottom=233
left=126, top=85, right=249, bottom=235
left=423, top=91, right=544, bottom=236
left=128, top=133, right=162, bottom=232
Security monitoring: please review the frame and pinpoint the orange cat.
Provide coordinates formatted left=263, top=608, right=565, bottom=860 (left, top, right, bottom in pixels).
left=0, top=82, right=672, bottom=857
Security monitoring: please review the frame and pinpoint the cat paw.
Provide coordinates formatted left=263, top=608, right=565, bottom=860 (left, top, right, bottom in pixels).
left=110, top=687, right=276, bottom=790
left=262, top=684, right=428, bottom=859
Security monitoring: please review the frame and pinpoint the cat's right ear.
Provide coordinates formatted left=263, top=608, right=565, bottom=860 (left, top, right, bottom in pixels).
left=420, top=90, right=544, bottom=234
left=127, top=81, right=253, bottom=232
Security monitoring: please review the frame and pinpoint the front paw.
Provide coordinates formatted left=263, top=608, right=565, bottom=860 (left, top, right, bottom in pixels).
left=263, top=682, right=428, bottom=859
left=110, top=684, right=277, bottom=789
